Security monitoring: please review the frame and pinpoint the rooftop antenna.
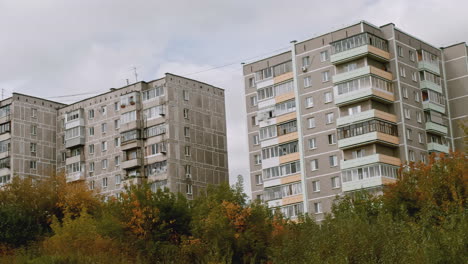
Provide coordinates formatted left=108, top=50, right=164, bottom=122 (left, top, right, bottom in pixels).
left=132, top=67, right=138, bottom=82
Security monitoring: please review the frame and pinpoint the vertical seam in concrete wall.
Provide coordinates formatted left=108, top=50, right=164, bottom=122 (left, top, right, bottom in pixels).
left=390, top=26, right=409, bottom=162
left=291, top=42, right=309, bottom=213
left=441, top=51, right=455, bottom=150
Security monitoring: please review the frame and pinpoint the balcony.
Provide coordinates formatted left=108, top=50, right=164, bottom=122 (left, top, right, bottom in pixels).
left=122, top=176, right=145, bottom=187
left=341, top=154, right=401, bottom=170
left=427, top=142, right=449, bottom=153
left=418, top=61, right=440, bottom=75
left=65, top=118, right=85, bottom=130
left=338, top=131, right=399, bottom=149
left=66, top=171, right=85, bottom=183
left=337, top=110, right=396, bottom=127
left=331, top=45, right=390, bottom=64
left=420, top=80, right=442, bottom=94
left=65, top=135, right=85, bottom=149
left=65, top=153, right=85, bottom=166
left=425, top=121, right=448, bottom=135
left=333, top=66, right=393, bottom=84
left=422, top=101, right=445, bottom=114
left=342, top=175, right=396, bottom=192
left=121, top=158, right=143, bottom=170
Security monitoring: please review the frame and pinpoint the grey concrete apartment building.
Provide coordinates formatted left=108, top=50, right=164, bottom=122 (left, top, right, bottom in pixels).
left=243, top=21, right=467, bottom=220
left=0, top=73, right=229, bottom=199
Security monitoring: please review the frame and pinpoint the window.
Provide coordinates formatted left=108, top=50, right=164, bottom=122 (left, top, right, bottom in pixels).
left=115, top=175, right=121, bottom=185
left=307, top=117, right=316, bottom=129
left=142, top=86, right=165, bottom=101
left=184, top=146, right=191, bottom=156
left=404, top=108, right=411, bottom=119
left=145, top=123, right=166, bottom=138
left=255, top=174, right=263, bottom=185
left=321, top=71, right=330, bottom=82
left=89, top=127, right=94, bottom=136
left=312, top=181, right=320, bottom=192
left=344, top=62, right=357, bottom=72
left=90, top=181, right=95, bottom=190
left=412, top=72, right=418, bottom=82
left=250, top=96, right=258, bottom=107
left=143, top=105, right=165, bottom=120
left=114, top=119, right=120, bottom=130
left=183, top=108, right=190, bottom=119
left=324, top=92, right=333, bottom=103
left=101, top=159, right=108, bottom=169
left=30, top=143, right=37, bottom=154
left=409, top=150, right=415, bottom=162
left=88, top=109, right=94, bottom=119
left=254, top=154, right=262, bottom=165
left=331, top=176, right=340, bottom=188
left=32, top=108, right=37, bottom=118
left=147, top=142, right=166, bottom=156
left=186, top=184, right=193, bottom=195
left=399, top=66, right=406, bottom=78
left=274, top=61, right=292, bottom=76
left=417, top=111, right=422, bottom=123
left=305, top=97, right=314, bottom=108
left=277, top=120, right=297, bottom=136
left=309, top=138, right=317, bottom=149
left=184, top=165, right=191, bottom=178
left=326, top=112, right=334, bottom=124
left=397, top=45, right=403, bottom=57
left=89, top=162, right=94, bottom=172
left=257, top=86, right=274, bottom=100
left=304, top=76, right=311, bottom=88
left=256, top=194, right=264, bottom=202
left=101, top=141, right=107, bottom=151
left=248, top=77, right=255, bottom=88
left=406, top=129, right=412, bottom=140
left=30, top=160, right=37, bottom=169
left=31, top=125, right=37, bottom=135
left=251, top=116, right=258, bottom=126
left=121, top=111, right=137, bottom=124
left=114, top=102, right=120, bottom=111
left=320, top=50, right=329, bottom=62
left=102, top=177, right=108, bottom=188
left=115, top=156, right=121, bottom=166
left=121, top=130, right=140, bottom=143
left=259, top=125, right=277, bottom=140
left=263, top=161, right=300, bottom=179
left=352, top=149, right=365, bottom=158
left=253, top=135, right=260, bottom=145
left=89, top=144, right=94, bottom=154
left=329, top=155, right=338, bottom=167
left=415, top=91, right=420, bottom=102
left=262, top=146, right=278, bottom=160
left=311, top=159, right=319, bottom=171
left=183, top=90, right=189, bottom=101
left=65, top=127, right=83, bottom=139
left=328, top=134, right=336, bottom=145
left=101, top=106, right=107, bottom=115
left=147, top=161, right=167, bottom=176
left=421, top=154, right=427, bottom=163
left=101, top=123, right=107, bottom=133
left=348, top=105, right=361, bottom=115
left=418, top=132, right=424, bottom=144
left=184, top=127, right=190, bottom=137
left=314, top=202, right=322, bottom=214
left=403, top=87, right=408, bottom=98
left=409, top=50, right=415, bottom=62
left=302, top=56, right=310, bottom=67
left=114, top=137, right=121, bottom=147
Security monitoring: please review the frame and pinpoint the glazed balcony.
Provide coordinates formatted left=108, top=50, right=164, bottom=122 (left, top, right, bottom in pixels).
left=331, top=32, right=390, bottom=65
left=65, top=153, right=85, bottom=166
left=337, top=120, right=399, bottom=149
left=427, top=142, right=449, bottom=153
left=338, top=131, right=399, bottom=149
left=341, top=163, right=398, bottom=192
left=337, top=109, right=396, bottom=127
left=333, top=66, right=393, bottom=84
left=341, top=154, right=401, bottom=170
left=418, top=60, right=440, bottom=75
left=422, top=101, right=445, bottom=114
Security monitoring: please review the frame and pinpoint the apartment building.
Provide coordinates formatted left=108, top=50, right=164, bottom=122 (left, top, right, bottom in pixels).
left=244, top=21, right=467, bottom=220
left=0, top=73, right=229, bottom=199
left=0, top=94, right=65, bottom=185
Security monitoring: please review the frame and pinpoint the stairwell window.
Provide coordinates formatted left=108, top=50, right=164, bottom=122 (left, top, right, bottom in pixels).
left=30, top=143, right=37, bottom=155
left=31, top=125, right=37, bottom=135
left=324, top=92, right=333, bottom=103
left=320, top=50, right=329, bottom=62
left=185, top=146, right=191, bottom=156
left=186, top=184, right=193, bottom=195
left=321, top=71, right=330, bottom=82
left=304, top=76, right=312, bottom=88
left=30, top=160, right=37, bottom=170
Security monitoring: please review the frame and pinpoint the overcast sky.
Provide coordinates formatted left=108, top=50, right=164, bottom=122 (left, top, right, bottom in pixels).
left=1, top=0, right=467, bottom=196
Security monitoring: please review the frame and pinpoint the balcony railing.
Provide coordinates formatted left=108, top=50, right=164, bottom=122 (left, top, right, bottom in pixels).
left=337, top=119, right=398, bottom=140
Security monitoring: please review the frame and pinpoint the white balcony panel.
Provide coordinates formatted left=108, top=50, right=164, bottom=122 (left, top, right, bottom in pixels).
left=261, top=157, right=279, bottom=170
left=261, top=137, right=278, bottom=148
left=256, top=78, right=274, bottom=89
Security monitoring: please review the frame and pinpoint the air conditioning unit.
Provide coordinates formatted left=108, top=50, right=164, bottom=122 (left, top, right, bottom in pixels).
left=302, top=66, right=308, bottom=72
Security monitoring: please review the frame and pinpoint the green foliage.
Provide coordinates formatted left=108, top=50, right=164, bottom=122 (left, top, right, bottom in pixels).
left=0, top=153, right=467, bottom=263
